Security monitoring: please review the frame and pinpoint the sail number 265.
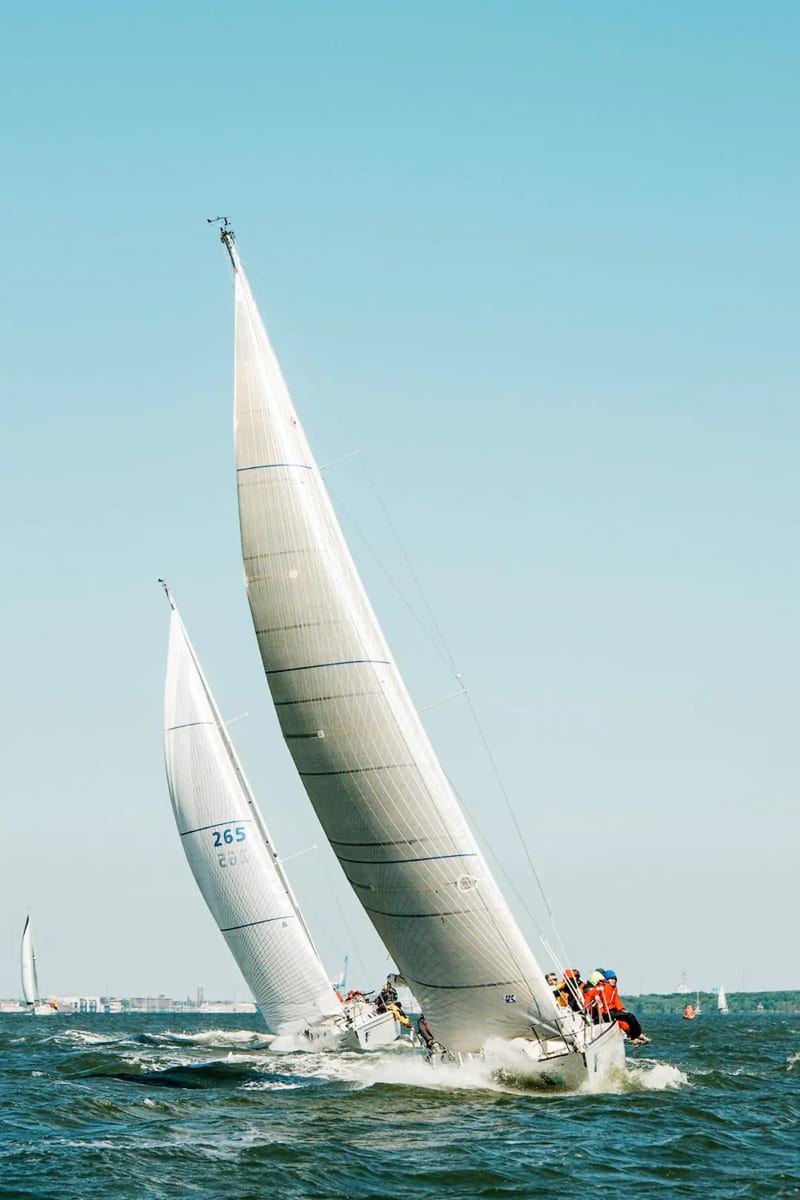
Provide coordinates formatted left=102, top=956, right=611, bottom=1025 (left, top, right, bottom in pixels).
left=212, top=825, right=248, bottom=868
left=212, top=826, right=247, bottom=847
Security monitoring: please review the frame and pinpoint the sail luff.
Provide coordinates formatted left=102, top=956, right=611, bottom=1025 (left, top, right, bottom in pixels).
left=168, top=603, right=318, bottom=952
left=231, top=242, right=561, bottom=1050
left=163, top=603, right=341, bottom=1033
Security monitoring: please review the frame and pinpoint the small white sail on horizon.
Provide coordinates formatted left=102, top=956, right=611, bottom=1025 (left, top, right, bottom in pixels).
left=21, top=917, right=57, bottom=1015
left=224, top=225, right=624, bottom=1080
left=162, top=590, right=342, bottom=1037
left=21, top=916, right=39, bottom=1007
left=717, top=985, right=729, bottom=1015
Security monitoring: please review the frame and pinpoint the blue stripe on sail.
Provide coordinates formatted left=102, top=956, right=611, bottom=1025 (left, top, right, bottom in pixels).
left=167, top=721, right=215, bottom=732
left=220, top=915, right=293, bottom=933
left=237, top=463, right=312, bottom=472
left=267, top=658, right=390, bottom=676
left=336, top=851, right=477, bottom=866
left=180, top=819, right=253, bottom=837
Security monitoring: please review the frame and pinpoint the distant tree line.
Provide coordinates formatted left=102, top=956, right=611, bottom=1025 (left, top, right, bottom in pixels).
left=621, top=990, right=800, bottom=1015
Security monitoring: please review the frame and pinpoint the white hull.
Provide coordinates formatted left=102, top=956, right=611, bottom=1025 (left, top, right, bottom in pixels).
left=30, top=1004, right=58, bottom=1017
left=273, top=1001, right=412, bottom=1053
left=430, top=1020, right=626, bottom=1091
left=508, top=1021, right=626, bottom=1090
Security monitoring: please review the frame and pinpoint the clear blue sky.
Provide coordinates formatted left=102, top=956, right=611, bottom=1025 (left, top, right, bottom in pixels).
left=2, top=1, right=798, bottom=1001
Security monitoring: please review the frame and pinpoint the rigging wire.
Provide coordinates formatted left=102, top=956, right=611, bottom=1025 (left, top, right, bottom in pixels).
left=324, top=468, right=563, bottom=1036
left=355, top=458, right=574, bottom=973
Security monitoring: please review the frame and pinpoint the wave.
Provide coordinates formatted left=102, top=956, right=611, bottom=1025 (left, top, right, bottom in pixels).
left=91, top=1059, right=265, bottom=1090
left=609, top=1060, right=689, bottom=1092
left=134, top=1029, right=272, bottom=1050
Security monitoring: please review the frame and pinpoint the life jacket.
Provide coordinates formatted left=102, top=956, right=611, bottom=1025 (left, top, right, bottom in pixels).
left=602, top=980, right=621, bottom=1011
left=582, top=985, right=609, bottom=1018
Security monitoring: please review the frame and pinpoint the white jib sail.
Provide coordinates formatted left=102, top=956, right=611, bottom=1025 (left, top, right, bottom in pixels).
left=718, top=986, right=729, bottom=1013
left=21, top=916, right=39, bottom=1006
left=163, top=597, right=341, bottom=1035
left=230, top=237, right=561, bottom=1051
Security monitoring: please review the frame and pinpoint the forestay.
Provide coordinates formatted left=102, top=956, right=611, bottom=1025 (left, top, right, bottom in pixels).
left=229, top=237, right=561, bottom=1051
left=20, top=916, right=39, bottom=1006
left=163, top=598, right=341, bottom=1034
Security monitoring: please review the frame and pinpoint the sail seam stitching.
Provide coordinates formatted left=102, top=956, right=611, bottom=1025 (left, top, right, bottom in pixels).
left=237, top=463, right=312, bottom=472
left=220, top=916, right=293, bottom=932
left=267, top=658, right=390, bottom=676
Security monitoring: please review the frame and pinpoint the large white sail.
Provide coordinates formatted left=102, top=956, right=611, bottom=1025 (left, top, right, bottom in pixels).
left=229, top=234, right=561, bottom=1051
left=20, top=916, right=39, bottom=1006
left=163, top=594, right=341, bottom=1035
left=717, top=986, right=729, bottom=1014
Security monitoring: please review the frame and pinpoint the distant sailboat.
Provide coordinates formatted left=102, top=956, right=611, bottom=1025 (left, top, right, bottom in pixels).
left=717, top=985, right=729, bottom=1015
left=20, top=917, right=58, bottom=1016
left=161, top=585, right=407, bottom=1050
left=219, top=223, right=626, bottom=1086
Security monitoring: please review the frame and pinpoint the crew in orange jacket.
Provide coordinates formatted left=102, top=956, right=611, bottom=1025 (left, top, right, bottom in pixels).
left=596, top=970, right=649, bottom=1044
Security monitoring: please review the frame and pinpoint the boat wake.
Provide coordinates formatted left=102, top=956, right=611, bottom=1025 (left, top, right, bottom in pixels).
left=316, top=1040, right=689, bottom=1097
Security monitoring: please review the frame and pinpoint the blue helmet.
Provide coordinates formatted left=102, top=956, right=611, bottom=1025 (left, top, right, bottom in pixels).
left=603, top=970, right=617, bottom=980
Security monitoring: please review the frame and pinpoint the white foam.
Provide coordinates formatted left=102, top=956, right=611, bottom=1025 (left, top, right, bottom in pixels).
left=156, top=1029, right=271, bottom=1048
left=617, top=1061, right=689, bottom=1092
left=54, top=1029, right=119, bottom=1047
left=241, top=1080, right=305, bottom=1091
left=332, top=1041, right=689, bottom=1097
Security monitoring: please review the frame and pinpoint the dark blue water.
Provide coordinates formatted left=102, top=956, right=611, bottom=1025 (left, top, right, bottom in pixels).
left=1, top=1013, right=797, bottom=1199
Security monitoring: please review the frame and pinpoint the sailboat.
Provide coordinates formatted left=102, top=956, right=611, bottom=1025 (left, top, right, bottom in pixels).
left=162, top=585, right=408, bottom=1049
left=717, top=985, right=729, bottom=1015
left=20, top=917, right=58, bottom=1015
left=221, top=224, right=626, bottom=1087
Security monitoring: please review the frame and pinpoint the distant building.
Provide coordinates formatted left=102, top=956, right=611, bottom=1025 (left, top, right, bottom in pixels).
left=56, top=996, right=124, bottom=1014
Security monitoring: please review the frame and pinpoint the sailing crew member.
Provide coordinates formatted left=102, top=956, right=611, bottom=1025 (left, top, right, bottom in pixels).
left=387, top=1002, right=412, bottom=1028
left=560, top=969, right=585, bottom=1011
left=417, top=1014, right=447, bottom=1061
left=545, top=972, right=561, bottom=1003
left=582, top=971, right=610, bottom=1023
left=599, top=970, right=650, bottom=1044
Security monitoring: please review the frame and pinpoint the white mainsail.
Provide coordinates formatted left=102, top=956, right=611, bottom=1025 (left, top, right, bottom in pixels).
left=717, top=986, right=729, bottom=1014
left=228, top=233, right=561, bottom=1052
left=162, top=591, right=341, bottom=1035
left=21, top=916, right=40, bottom=1006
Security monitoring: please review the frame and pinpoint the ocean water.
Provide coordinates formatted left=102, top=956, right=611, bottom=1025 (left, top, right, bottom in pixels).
left=1, top=1012, right=797, bottom=1199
